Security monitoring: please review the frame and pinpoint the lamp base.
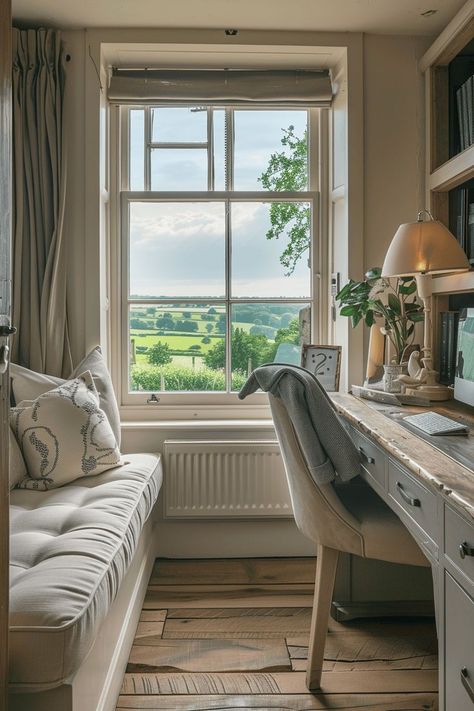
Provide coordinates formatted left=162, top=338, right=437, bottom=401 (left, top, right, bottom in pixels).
left=405, top=383, right=453, bottom=402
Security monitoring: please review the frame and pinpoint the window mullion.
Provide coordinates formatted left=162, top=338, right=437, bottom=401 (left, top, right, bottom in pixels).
left=225, top=108, right=234, bottom=191
left=144, top=107, right=151, bottom=191
left=207, top=107, right=214, bottom=192
left=225, top=199, right=232, bottom=393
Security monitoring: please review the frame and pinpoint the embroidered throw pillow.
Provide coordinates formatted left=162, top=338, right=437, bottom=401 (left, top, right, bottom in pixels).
left=9, top=427, right=27, bottom=490
left=10, top=346, right=121, bottom=447
left=11, top=371, right=122, bottom=490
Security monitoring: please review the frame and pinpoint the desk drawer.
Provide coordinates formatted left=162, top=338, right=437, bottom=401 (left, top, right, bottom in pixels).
left=445, top=572, right=474, bottom=709
left=350, top=428, right=386, bottom=489
left=445, top=504, right=474, bottom=587
left=388, top=460, right=437, bottom=541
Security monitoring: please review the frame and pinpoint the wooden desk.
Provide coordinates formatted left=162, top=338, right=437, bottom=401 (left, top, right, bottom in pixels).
left=331, top=393, right=474, bottom=711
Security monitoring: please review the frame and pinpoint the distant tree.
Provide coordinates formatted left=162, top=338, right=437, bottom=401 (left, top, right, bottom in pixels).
left=255, top=310, right=270, bottom=326
left=146, top=342, right=172, bottom=366
left=280, top=312, right=293, bottom=328
left=250, top=324, right=276, bottom=339
left=207, top=307, right=217, bottom=314
left=274, top=318, right=300, bottom=347
left=130, top=317, right=151, bottom=330
left=189, top=344, right=201, bottom=351
left=204, top=328, right=270, bottom=372
left=201, top=313, right=214, bottom=321
left=202, top=336, right=211, bottom=344
left=182, top=311, right=191, bottom=318
left=217, top=313, right=226, bottom=329
left=146, top=307, right=156, bottom=316
left=259, top=125, right=309, bottom=275
left=156, top=316, right=174, bottom=330
left=205, top=323, right=214, bottom=333
left=176, top=320, right=199, bottom=332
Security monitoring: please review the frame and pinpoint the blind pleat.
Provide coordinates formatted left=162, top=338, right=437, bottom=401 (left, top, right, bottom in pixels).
left=108, top=69, right=333, bottom=106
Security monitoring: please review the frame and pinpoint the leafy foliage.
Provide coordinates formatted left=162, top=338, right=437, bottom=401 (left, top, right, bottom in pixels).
left=146, top=341, right=173, bottom=366
left=131, top=364, right=247, bottom=392
left=336, top=267, right=424, bottom=364
left=259, top=125, right=310, bottom=275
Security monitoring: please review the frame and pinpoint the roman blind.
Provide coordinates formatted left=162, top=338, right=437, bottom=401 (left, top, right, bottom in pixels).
left=108, top=68, right=333, bottom=106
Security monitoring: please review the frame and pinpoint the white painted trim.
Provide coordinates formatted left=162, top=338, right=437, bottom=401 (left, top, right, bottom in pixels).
left=429, top=144, right=474, bottom=192
left=420, top=0, right=474, bottom=71
left=83, top=29, right=365, bottom=406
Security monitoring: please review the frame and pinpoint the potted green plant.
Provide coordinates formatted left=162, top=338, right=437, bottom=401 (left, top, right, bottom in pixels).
left=336, top=268, right=424, bottom=392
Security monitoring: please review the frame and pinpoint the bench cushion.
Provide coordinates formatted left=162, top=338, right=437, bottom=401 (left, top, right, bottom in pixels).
left=9, top=453, right=162, bottom=690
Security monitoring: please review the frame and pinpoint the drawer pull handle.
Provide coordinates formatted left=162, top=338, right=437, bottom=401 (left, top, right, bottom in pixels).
left=459, top=542, right=474, bottom=559
left=461, top=667, right=474, bottom=703
left=359, top=447, right=375, bottom=465
left=396, top=481, right=421, bottom=507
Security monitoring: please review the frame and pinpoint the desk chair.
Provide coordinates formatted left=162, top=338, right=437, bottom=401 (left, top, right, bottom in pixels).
left=269, top=393, right=430, bottom=690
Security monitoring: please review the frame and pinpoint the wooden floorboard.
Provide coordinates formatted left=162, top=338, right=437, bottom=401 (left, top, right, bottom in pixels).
left=150, top=558, right=317, bottom=586
left=117, top=558, right=439, bottom=710
left=127, top=638, right=291, bottom=673
left=116, top=693, right=438, bottom=710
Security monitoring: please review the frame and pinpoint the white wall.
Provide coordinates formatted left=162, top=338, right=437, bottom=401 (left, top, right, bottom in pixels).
left=363, top=34, right=430, bottom=271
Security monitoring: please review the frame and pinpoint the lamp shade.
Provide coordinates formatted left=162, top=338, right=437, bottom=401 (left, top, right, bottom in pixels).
left=381, top=219, right=470, bottom=277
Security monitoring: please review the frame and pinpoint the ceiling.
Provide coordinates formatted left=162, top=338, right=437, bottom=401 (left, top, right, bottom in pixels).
left=12, top=0, right=466, bottom=35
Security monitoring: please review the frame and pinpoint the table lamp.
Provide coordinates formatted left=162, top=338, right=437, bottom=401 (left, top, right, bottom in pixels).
left=381, top=209, right=470, bottom=401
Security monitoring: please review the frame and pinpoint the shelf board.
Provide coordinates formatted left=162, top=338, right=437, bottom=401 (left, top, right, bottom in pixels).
left=429, top=144, right=474, bottom=192
left=432, top=271, right=474, bottom=295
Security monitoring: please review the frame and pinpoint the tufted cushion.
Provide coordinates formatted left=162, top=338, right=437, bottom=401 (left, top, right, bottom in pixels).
left=9, top=453, right=162, bottom=690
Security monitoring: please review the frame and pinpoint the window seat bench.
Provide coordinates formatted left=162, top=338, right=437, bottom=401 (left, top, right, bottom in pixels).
left=8, top=453, right=162, bottom=711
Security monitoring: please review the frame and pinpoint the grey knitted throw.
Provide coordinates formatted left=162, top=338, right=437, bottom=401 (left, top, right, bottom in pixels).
left=239, top=364, right=360, bottom=485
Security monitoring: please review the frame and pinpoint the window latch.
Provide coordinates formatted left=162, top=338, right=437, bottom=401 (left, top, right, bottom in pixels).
left=147, top=393, right=160, bottom=405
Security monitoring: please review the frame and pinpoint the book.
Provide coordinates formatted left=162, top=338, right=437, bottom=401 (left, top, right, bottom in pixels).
left=438, top=311, right=459, bottom=385
left=456, top=75, right=474, bottom=151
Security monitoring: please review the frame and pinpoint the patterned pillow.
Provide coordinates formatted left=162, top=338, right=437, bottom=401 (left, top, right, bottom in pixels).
left=10, top=371, right=122, bottom=490
left=10, top=346, right=121, bottom=447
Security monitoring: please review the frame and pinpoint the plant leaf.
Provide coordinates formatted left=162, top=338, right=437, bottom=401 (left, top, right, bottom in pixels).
left=388, top=293, right=401, bottom=314
left=340, top=305, right=358, bottom=316
left=398, top=282, right=417, bottom=295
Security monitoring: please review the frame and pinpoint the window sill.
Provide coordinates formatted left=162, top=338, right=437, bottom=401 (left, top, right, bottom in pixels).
left=121, top=418, right=274, bottom=431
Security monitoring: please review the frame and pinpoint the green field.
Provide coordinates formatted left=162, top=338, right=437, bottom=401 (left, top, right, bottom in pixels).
left=128, top=303, right=305, bottom=391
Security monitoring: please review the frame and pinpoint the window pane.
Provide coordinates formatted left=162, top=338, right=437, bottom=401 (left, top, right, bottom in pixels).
left=233, top=110, right=308, bottom=191
left=213, top=109, right=226, bottom=191
left=230, top=303, right=310, bottom=391
left=151, top=148, right=207, bottom=190
left=129, top=109, right=144, bottom=191
left=151, top=107, right=207, bottom=143
left=231, top=202, right=311, bottom=298
left=129, top=202, right=225, bottom=298
left=129, top=304, right=226, bottom=392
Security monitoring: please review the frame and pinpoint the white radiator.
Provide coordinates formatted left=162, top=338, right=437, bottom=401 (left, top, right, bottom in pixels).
left=163, top=440, right=293, bottom=519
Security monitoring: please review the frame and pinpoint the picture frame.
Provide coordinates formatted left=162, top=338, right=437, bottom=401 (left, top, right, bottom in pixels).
left=301, top=344, right=342, bottom=392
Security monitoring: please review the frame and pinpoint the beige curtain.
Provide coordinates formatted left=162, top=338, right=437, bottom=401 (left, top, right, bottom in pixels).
left=12, top=28, right=72, bottom=377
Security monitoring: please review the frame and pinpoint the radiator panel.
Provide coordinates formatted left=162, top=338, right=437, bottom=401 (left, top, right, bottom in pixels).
left=163, top=440, right=293, bottom=519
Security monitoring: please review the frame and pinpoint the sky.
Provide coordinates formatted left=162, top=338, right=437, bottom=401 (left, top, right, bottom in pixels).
left=128, top=108, right=311, bottom=300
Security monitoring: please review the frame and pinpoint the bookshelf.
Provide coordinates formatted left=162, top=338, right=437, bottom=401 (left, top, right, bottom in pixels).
left=421, top=1, right=474, bottom=373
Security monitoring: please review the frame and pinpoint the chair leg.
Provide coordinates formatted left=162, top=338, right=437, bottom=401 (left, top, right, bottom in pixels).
left=306, top=544, right=340, bottom=691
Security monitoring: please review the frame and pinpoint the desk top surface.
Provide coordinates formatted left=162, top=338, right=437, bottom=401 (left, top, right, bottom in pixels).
left=331, top=392, right=474, bottom=521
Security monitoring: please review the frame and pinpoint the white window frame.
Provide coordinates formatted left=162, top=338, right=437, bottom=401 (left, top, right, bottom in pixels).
left=111, top=105, right=324, bottom=413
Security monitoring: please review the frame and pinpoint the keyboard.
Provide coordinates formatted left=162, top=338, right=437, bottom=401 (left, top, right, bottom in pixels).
left=403, top=411, right=469, bottom=436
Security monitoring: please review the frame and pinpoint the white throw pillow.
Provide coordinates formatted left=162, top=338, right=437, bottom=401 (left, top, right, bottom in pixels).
left=10, top=346, right=121, bottom=447
left=9, top=427, right=27, bottom=490
left=11, top=371, right=122, bottom=490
